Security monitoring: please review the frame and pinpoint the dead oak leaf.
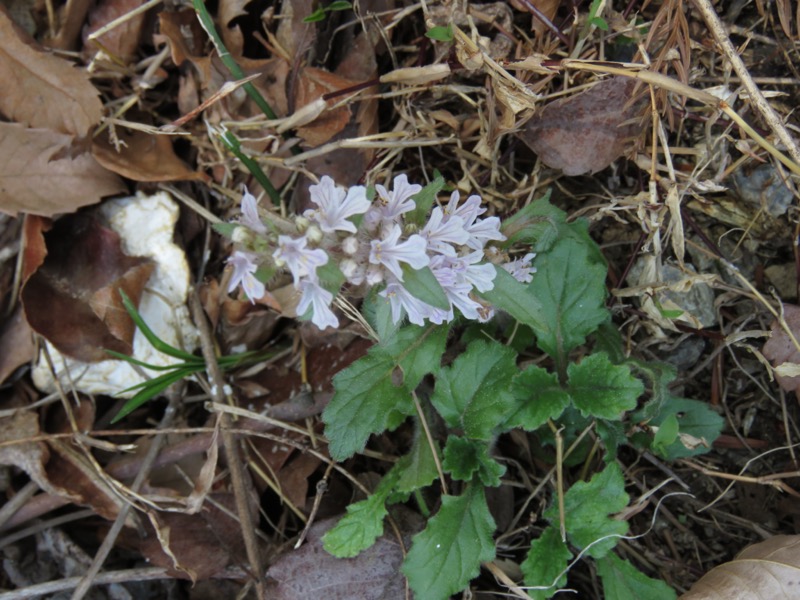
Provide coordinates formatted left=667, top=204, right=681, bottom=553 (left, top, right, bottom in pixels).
left=21, top=212, right=154, bottom=362
left=92, top=128, right=204, bottom=182
left=82, top=0, right=146, bottom=63
left=0, top=8, right=102, bottom=136
left=0, top=123, right=126, bottom=217
left=518, top=76, right=646, bottom=176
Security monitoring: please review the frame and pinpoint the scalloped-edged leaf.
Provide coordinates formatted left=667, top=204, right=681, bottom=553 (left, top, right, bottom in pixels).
left=567, top=353, right=643, bottom=419
left=402, top=483, right=495, bottom=600
left=521, top=526, right=573, bottom=599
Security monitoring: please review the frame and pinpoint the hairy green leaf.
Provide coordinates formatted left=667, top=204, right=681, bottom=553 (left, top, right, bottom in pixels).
left=506, top=365, right=570, bottom=431
left=323, top=467, right=400, bottom=557
left=528, top=237, right=608, bottom=364
left=402, top=483, right=495, bottom=600
left=442, top=435, right=505, bottom=486
left=596, top=553, right=676, bottom=600
left=545, top=463, right=629, bottom=558
left=568, top=353, right=643, bottom=419
left=648, top=397, right=723, bottom=459
left=402, top=264, right=449, bottom=310
left=431, top=339, right=518, bottom=440
left=395, top=432, right=441, bottom=494
left=521, top=526, right=573, bottom=599
left=477, top=267, right=545, bottom=331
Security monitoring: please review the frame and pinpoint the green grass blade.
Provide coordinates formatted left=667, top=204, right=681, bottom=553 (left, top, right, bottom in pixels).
left=111, top=367, right=198, bottom=423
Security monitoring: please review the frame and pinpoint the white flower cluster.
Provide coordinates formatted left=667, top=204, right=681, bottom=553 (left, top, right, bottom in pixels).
left=227, top=175, right=537, bottom=330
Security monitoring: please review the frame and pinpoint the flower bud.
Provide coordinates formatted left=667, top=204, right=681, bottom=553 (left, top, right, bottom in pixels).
left=341, top=236, right=359, bottom=255
left=305, top=225, right=323, bottom=244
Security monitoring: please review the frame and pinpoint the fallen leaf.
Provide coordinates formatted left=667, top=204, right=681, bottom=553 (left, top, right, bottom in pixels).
left=763, top=304, right=800, bottom=394
left=83, top=0, right=146, bottom=63
left=218, top=0, right=248, bottom=58
left=518, top=76, right=646, bottom=176
left=295, top=67, right=356, bottom=147
left=265, top=518, right=407, bottom=599
left=0, top=123, right=126, bottom=217
left=156, top=9, right=212, bottom=85
left=139, top=493, right=249, bottom=580
left=680, top=535, right=800, bottom=599
left=92, top=128, right=203, bottom=182
left=21, top=212, right=155, bottom=362
left=0, top=8, right=102, bottom=136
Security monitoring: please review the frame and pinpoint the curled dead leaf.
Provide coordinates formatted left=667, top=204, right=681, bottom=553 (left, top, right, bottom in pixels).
left=762, top=304, right=800, bottom=394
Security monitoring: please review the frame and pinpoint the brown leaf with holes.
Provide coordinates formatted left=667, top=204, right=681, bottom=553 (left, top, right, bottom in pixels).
left=21, top=212, right=155, bottom=362
left=762, top=304, right=800, bottom=394
left=82, top=0, right=146, bottom=63
left=92, top=128, right=203, bottom=182
left=680, top=535, right=800, bottom=599
left=265, top=518, right=408, bottom=599
left=0, top=9, right=102, bottom=136
left=518, top=77, right=646, bottom=176
left=0, top=124, right=126, bottom=217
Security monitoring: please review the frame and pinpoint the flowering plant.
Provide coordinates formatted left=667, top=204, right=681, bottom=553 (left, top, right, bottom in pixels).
left=225, top=174, right=536, bottom=331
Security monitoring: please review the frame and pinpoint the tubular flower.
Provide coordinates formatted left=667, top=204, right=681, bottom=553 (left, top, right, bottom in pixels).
left=227, top=251, right=265, bottom=303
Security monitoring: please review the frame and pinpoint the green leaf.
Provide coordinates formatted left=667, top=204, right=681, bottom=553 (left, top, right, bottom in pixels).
left=396, top=431, right=440, bottom=494
left=521, top=526, right=572, bottom=599
left=477, top=267, right=545, bottom=331
left=505, top=365, right=570, bottom=431
left=118, top=290, right=198, bottom=361
left=647, top=397, right=723, bottom=459
left=327, top=0, right=352, bottom=10
left=528, top=237, right=608, bottom=364
left=323, top=352, right=413, bottom=460
left=324, top=326, right=446, bottom=460
left=652, top=413, right=679, bottom=455
left=545, top=463, right=629, bottom=558
left=401, top=264, right=449, bottom=310
left=430, top=339, right=518, bottom=440
left=596, top=419, right=627, bottom=461
left=361, top=289, right=399, bottom=344
left=212, top=222, right=237, bottom=238
left=382, top=324, right=448, bottom=390
left=323, top=467, right=400, bottom=558
left=111, top=367, right=197, bottom=423
left=567, top=353, right=643, bottom=419
left=407, top=173, right=445, bottom=226
left=630, top=360, right=678, bottom=421
left=442, top=435, right=505, bottom=486
left=425, top=24, right=454, bottom=42
left=316, top=260, right=346, bottom=293
left=589, top=16, right=609, bottom=30
left=402, top=483, right=495, bottom=600
left=499, top=191, right=562, bottom=251
left=596, top=554, right=676, bottom=600
left=303, top=8, right=326, bottom=22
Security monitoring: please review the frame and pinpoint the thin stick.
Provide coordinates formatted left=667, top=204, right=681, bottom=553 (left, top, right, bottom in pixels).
left=189, top=290, right=266, bottom=598
left=691, top=0, right=800, bottom=166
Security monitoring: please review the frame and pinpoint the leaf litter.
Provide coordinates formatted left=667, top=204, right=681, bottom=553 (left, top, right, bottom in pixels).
left=0, top=0, right=798, bottom=598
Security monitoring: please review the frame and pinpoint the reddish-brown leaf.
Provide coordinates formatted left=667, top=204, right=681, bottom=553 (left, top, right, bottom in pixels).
left=0, top=8, right=102, bottom=136
left=21, top=212, right=155, bottom=362
left=0, top=306, right=36, bottom=385
left=518, top=77, right=646, bottom=176
left=156, top=9, right=212, bottom=85
left=92, top=128, right=203, bottom=182
left=762, top=304, right=800, bottom=394
left=0, top=124, right=126, bottom=217
left=295, top=67, right=356, bottom=147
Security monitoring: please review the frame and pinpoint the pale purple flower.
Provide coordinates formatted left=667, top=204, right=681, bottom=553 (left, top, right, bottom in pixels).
left=273, top=235, right=328, bottom=286
left=380, top=282, right=435, bottom=326
left=369, top=225, right=429, bottom=281
left=297, top=278, right=339, bottom=330
left=444, top=191, right=506, bottom=249
left=420, top=207, right=469, bottom=255
left=227, top=251, right=265, bottom=303
left=239, top=188, right=267, bottom=234
left=503, top=253, right=537, bottom=283
left=304, top=176, right=370, bottom=233
left=374, top=174, right=421, bottom=222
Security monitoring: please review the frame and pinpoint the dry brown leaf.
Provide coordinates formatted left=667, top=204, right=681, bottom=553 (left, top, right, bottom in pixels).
left=21, top=212, right=155, bottom=362
left=295, top=67, right=356, bottom=147
left=518, top=77, right=646, bottom=176
left=265, top=518, right=407, bottom=599
left=82, top=0, right=146, bottom=63
left=680, top=535, right=800, bottom=599
left=92, top=128, right=204, bottom=182
left=218, top=0, right=249, bottom=58
left=0, top=8, right=102, bottom=136
left=762, top=304, right=800, bottom=394
left=156, top=9, right=212, bottom=85
left=0, top=123, right=126, bottom=217
left=0, top=305, right=36, bottom=385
